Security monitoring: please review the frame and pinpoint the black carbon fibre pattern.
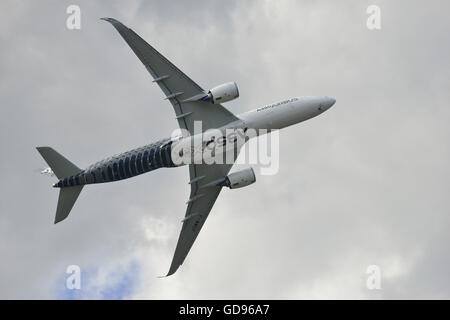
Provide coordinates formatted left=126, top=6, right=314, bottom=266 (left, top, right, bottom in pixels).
left=56, top=138, right=176, bottom=188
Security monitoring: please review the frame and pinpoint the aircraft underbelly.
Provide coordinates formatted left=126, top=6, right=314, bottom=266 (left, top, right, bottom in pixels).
left=54, top=138, right=178, bottom=188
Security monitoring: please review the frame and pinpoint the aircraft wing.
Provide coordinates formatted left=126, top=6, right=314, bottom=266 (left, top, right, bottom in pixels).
left=165, top=161, right=235, bottom=276
left=102, top=18, right=242, bottom=276
left=101, top=18, right=239, bottom=134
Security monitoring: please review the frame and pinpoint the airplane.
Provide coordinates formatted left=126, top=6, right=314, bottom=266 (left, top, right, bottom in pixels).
left=36, top=18, right=335, bottom=276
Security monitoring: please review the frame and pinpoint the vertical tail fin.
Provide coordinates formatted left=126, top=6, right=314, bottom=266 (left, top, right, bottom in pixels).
left=36, top=147, right=83, bottom=223
left=36, top=147, right=81, bottom=179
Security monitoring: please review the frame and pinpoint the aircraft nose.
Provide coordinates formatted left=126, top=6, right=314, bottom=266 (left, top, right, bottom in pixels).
left=325, top=96, right=336, bottom=109
left=320, top=96, right=336, bottom=111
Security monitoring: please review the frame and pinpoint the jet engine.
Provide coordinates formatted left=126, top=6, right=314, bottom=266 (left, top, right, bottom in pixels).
left=223, top=168, right=256, bottom=189
left=205, top=82, right=239, bottom=104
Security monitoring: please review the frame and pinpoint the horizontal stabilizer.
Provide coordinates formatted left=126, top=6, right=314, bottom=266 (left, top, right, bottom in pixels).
left=55, top=186, right=83, bottom=223
left=36, top=146, right=84, bottom=223
left=36, top=147, right=81, bottom=179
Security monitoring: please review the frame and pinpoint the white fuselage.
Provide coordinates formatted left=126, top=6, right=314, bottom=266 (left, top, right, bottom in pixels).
left=170, top=96, right=335, bottom=165
left=236, top=96, right=335, bottom=130
left=53, top=95, right=335, bottom=188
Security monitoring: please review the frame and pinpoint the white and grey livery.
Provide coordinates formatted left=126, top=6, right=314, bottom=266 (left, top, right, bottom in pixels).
left=37, top=18, right=335, bottom=276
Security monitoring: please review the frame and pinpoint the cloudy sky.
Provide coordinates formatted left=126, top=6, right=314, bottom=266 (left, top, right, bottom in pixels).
left=1, top=0, right=449, bottom=299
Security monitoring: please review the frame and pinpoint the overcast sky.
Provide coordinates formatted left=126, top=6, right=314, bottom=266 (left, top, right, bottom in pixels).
left=1, top=0, right=449, bottom=299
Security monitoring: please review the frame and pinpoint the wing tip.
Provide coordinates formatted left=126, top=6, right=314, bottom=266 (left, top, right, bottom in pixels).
left=100, top=17, right=122, bottom=25
left=160, top=263, right=181, bottom=278
left=157, top=271, right=175, bottom=279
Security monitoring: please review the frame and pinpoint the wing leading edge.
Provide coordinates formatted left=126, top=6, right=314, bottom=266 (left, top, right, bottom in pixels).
left=101, top=18, right=239, bottom=134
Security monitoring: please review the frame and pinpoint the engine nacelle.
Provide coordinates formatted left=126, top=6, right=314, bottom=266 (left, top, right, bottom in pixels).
left=207, top=82, right=239, bottom=104
left=224, top=168, right=256, bottom=189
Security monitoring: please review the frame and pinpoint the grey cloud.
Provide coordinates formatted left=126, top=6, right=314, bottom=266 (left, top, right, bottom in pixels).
left=0, top=0, right=449, bottom=299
